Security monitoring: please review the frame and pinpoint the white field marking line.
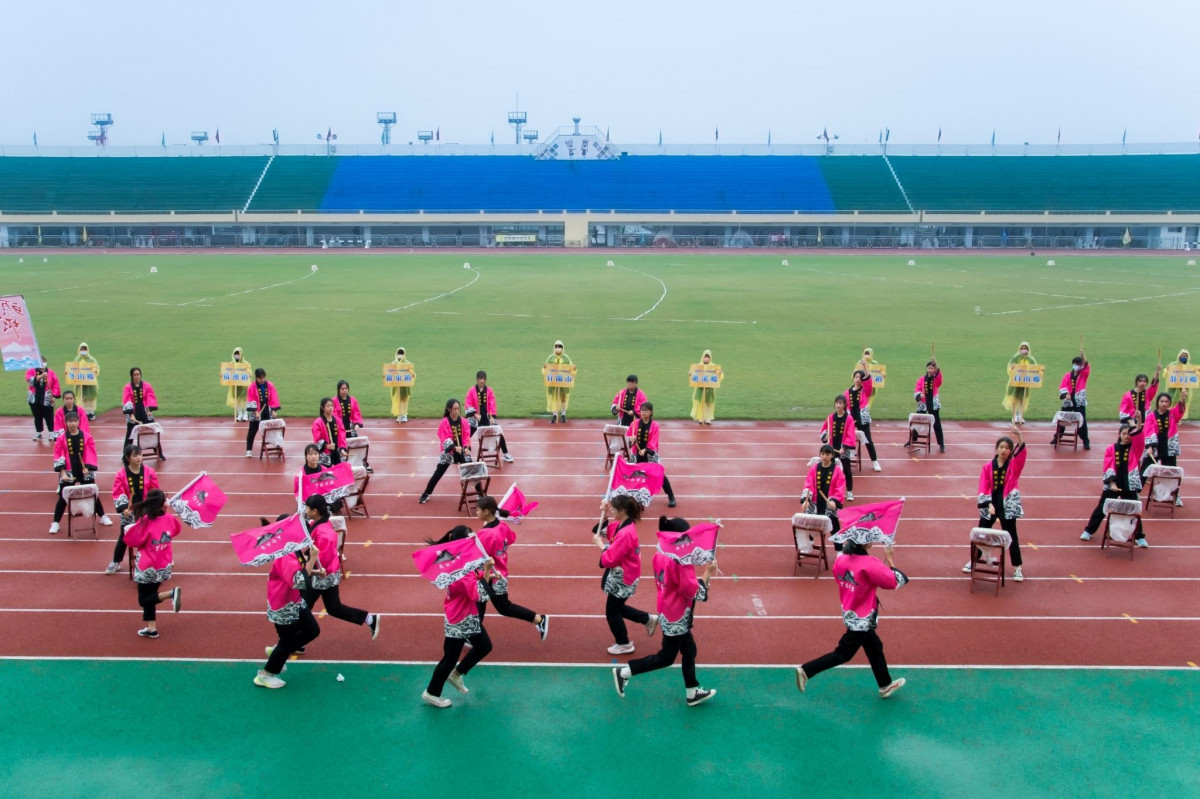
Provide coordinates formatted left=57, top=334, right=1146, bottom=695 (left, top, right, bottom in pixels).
left=386, top=268, right=480, bottom=313
left=1001, top=289, right=1097, bottom=301
left=987, top=289, right=1200, bottom=316
left=611, top=264, right=668, bottom=320
left=1044, top=277, right=1167, bottom=288
left=176, top=268, right=317, bottom=307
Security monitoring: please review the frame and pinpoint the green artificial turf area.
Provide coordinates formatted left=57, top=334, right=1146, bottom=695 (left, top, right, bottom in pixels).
left=1, top=660, right=1196, bottom=798
left=1, top=253, right=1194, bottom=420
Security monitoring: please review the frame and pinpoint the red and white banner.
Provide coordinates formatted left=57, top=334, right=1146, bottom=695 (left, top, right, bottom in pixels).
left=832, top=498, right=906, bottom=546
left=656, top=522, right=721, bottom=565
left=231, top=514, right=312, bottom=567
left=300, top=462, right=354, bottom=504
left=169, top=473, right=228, bottom=529
left=606, top=458, right=665, bottom=507
left=412, top=534, right=489, bottom=590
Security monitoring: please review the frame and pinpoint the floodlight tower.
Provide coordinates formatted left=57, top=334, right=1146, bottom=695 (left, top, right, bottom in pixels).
left=508, top=111, right=527, bottom=145
left=522, top=130, right=539, bottom=145
left=417, top=130, right=434, bottom=144
left=377, top=112, right=397, bottom=145
left=572, top=116, right=581, bottom=135
left=190, top=131, right=209, bottom=145
left=88, top=113, right=113, bottom=146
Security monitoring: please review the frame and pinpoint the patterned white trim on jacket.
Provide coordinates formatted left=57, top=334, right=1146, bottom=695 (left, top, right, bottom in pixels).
left=267, top=598, right=306, bottom=625
left=134, top=564, right=173, bottom=585
left=444, top=613, right=482, bottom=639
left=310, top=569, right=343, bottom=590
left=602, top=567, right=638, bottom=599
left=477, top=575, right=509, bottom=602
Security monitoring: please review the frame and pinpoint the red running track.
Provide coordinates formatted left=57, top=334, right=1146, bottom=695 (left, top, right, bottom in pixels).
left=0, top=414, right=1196, bottom=668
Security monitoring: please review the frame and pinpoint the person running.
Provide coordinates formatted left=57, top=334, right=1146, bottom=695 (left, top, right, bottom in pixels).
left=311, top=397, right=348, bottom=466
left=612, top=516, right=717, bottom=707
left=543, top=340, right=573, bottom=423
left=26, top=358, right=60, bottom=441
left=70, top=342, right=100, bottom=421
left=845, top=370, right=881, bottom=472
left=964, top=425, right=1028, bottom=581
left=122, top=367, right=162, bottom=457
left=464, top=370, right=512, bottom=463
left=335, top=379, right=371, bottom=472
left=255, top=525, right=323, bottom=689
left=820, top=396, right=857, bottom=500
left=690, top=350, right=721, bottom=425
left=298, top=495, right=380, bottom=638
left=53, top=390, right=90, bottom=438
left=1052, top=350, right=1091, bottom=450
left=389, top=346, right=413, bottom=423
left=245, top=368, right=281, bottom=458
left=106, top=444, right=160, bottom=575
left=1142, top=390, right=1188, bottom=507
left=1118, top=366, right=1162, bottom=424
left=913, top=359, right=945, bottom=453
left=473, top=496, right=548, bottom=640
left=1003, top=342, right=1037, bottom=425
left=593, top=495, right=659, bottom=656
left=50, top=411, right=112, bottom=534
left=226, top=347, right=249, bottom=421
left=121, top=489, right=183, bottom=639
left=611, top=374, right=646, bottom=427
left=421, top=525, right=494, bottom=708
left=628, top=402, right=677, bottom=508
left=795, top=532, right=907, bottom=699
left=419, top=399, right=473, bottom=504
left=1080, top=422, right=1147, bottom=546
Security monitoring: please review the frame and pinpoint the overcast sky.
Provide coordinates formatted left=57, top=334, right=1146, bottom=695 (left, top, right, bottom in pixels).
left=5, top=0, right=1198, bottom=147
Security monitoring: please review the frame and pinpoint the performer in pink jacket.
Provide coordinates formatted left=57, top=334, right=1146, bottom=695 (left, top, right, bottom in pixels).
left=419, top=399, right=473, bottom=504
left=335, top=380, right=372, bottom=472
left=311, top=397, right=348, bottom=466
left=800, top=445, right=847, bottom=547
left=256, top=519, right=323, bottom=690
left=963, top=425, right=1028, bottom=581
left=593, top=495, right=659, bottom=656
left=121, top=490, right=182, bottom=638
left=1081, top=422, right=1147, bottom=545
left=913, top=360, right=945, bottom=452
left=611, top=374, right=647, bottom=427
left=53, top=390, right=90, bottom=438
left=1118, top=366, right=1161, bottom=424
left=50, top=411, right=111, bottom=534
left=473, top=496, right=548, bottom=639
left=26, top=359, right=60, bottom=440
left=464, top=371, right=512, bottom=463
left=613, top=516, right=717, bottom=707
left=122, top=367, right=160, bottom=453
left=820, top=396, right=857, bottom=499
left=628, top=403, right=677, bottom=507
left=300, top=495, right=379, bottom=636
left=243, top=368, right=281, bottom=457
left=422, top=525, right=494, bottom=708
left=106, top=444, right=161, bottom=575
left=845, top=370, right=881, bottom=471
left=1051, top=351, right=1091, bottom=450
left=1142, top=391, right=1188, bottom=507
left=795, top=531, right=907, bottom=699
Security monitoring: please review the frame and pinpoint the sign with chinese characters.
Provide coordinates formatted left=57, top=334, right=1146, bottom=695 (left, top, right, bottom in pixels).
left=220, top=362, right=253, bottom=387
left=543, top=363, right=577, bottom=387
left=1008, top=364, right=1045, bottom=388
left=382, top=362, right=416, bottom=386
left=64, top=361, right=98, bottom=385
left=1164, top=363, right=1199, bottom=389
left=688, top=363, right=724, bottom=389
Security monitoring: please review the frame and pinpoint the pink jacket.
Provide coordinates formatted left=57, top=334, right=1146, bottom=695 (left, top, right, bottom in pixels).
left=833, top=553, right=908, bottom=631
left=803, top=460, right=847, bottom=506
left=1145, top=403, right=1186, bottom=452
left=247, top=380, right=281, bottom=414
left=122, top=381, right=158, bottom=413
left=977, top=445, right=1027, bottom=518
left=53, top=404, right=90, bottom=435
left=600, top=519, right=641, bottom=586
left=25, top=368, right=61, bottom=402
left=437, top=416, right=470, bottom=453
left=337, top=395, right=364, bottom=427
left=443, top=575, right=481, bottom=625
left=1102, top=427, right=1145, bottom=490
left=311, top=414, right=347, bottom=452
left=1118, top=380, right=1158, bottom=422
left=112, top=466, right=160, bottom=512
left=612, top=388, right=647, bottom=416
left=267, top=554, right=307, bottom=615
left=310, top=520, right=342, bottom=576
left=627, top=418, right=660, bottom=454
left=651, top=552, right=704, bottom=625
left=844, top=378, right=873, bottom=417
left=123, top=513, right=182, bottom=582
left=1058, top=363, right=1091, bottom=405
left=478, top=520, right=517, bottom=578
left=464, top=385, right=497, bottom=418
left=53, top=430, right=98, bottom=473
left=820, top=411, right=856, bottom=450
left=913, top=371, right=942, bottom=410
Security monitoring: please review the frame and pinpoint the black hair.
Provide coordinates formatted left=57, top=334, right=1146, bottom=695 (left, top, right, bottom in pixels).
left=1117, top=423, right=1135, bottom=441
left=62, top=390, right=76, bottom=401
left=1071, top=356, right=1084, bottom=366
left=626, top=375, right=638, bottom=383
left=476, top=370, right=487, bottom=380
left=834, top=394, right=847, bottom=406
left=132, top=489, right=166, bottom=521
left=926, top=360, right=938, bottom=369
left=424, top=524, right=473, bottom=546
left=258, top=513, right=291, bottom=526
left=304, top=443, right=320, bottom=457
left=641, top=402, right=654, bottom=413
left=64, top=411, right=79, bottom=423
left=853, top=370, right=867, bottom=381
left=336, top=379, right=350, bottom=392
left=819, top=444, right=836, bottom=456
left=1155, top=392, right=1172, bottom=405
left=443, top=398, right=460, bottom=418
left=609, top=493, right=642, bottom=522
left=304, top=494, right=330, bottom=521
left=122, top=444, right=142, bottom=466
left=842, top=541, right=869, bottom=556
left=658, top=516, right=690, bottom=533
left=255, top=367, right=267, bottom=379
left=475, top=495, right=509, bottom=518
left=319, top=396, right=334, bottom=415
left=129, top=367, right=142, bottom=379
left=995, top=436, right=1015, bottom=452
left=1134, top=373, right=1149, bottom=385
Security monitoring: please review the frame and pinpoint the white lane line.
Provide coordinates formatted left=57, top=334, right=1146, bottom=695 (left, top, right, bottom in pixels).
left=175, top=269, right=317, bottom=307
left=987, top=289, right=1200, bottom=315
left=612, top=264, right=668, bottom=320
left=386, top=268, right=480, bottom=313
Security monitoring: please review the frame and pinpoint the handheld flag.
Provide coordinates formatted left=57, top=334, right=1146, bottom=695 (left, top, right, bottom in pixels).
left=831, top=498, right=905, bottom=547
left=657, top=522, right=721, bottom=565
left=412, top=534, right=489, bottom=589
left=498, top=483, right=539, bottom=523
left=169, top=473, right=228, bottom=529
left=231, top=514, right=311, bottom=567
left=300, top=462, right=354, bottom=504
left=607, top=458, right=665, bottom=507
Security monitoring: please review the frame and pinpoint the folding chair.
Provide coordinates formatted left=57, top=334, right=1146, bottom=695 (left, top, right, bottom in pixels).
left=603, top=424, right=631, bottom=472
left=330, top=515, right=348, bottom=570
left=62, top=483, right=100, bottom=539
left=132, top=423, right=164, bottom=462
left=1143, top=464, right=1184, bottom=517
left=457, top=462, right=491, bottom=515
left=907, top=413, right=934, bottom=455
left=346, top=435, right=370, bottom=468
left=850, top=430, right=865, bottom=472
left=259, top=419, right=286, bottom=461
left=791, top=512, right=832, bottom=578
left=1100, top=498, right=1142, bottom=560
left=344, top=465, right=370, bottom=521
left=967, top=527, right=1011, bottom=595
left=1052, top=411, right=1083, bottom=452
left=475, top=425, right=504, bottom=469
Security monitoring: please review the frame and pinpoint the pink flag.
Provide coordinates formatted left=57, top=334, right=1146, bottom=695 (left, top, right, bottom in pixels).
left=301, top=462, right=354, bottom=503
left=412, top=534, right=489, bottom=590
left=169, top=473, right=228, bottom=529
left=832, top=498, right=906, bottom=546
left=607, top=458, right=665, bottom=507
left=498, top=483, right=539, bottom=523
left=656, top=522, right=720, bottom=565
left=231, top=514, right=312, bottom=567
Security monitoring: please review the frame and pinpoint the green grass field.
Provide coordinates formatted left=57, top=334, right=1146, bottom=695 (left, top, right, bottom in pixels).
left=2, top=252, right=1194, bottom=420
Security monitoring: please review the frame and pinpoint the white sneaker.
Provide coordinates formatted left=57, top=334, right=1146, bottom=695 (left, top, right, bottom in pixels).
left=99, top=515, right=113, bottom=526
left=245, top=450, right=253, bottom=458
left=421, top=690, right=451, bottom=708
left=254, top=670, right=286, bottom=689
left=33, top=433, right=42, bottom=441
left=845, top=491, right=854, bottom=501
left=872, top=461, right=882, bottom=472
left=1176, top=497, right=1184, bottom=507
left=503, top=454, right=514, bottom=463
left=879, top=678, right=906, bottom=699
left=607, top=642, right=635, bottom=655
left=104, top=561, right=120, bottom=575
left=644, top=614, right=660, bottom=636
left=49, top=522, right=60, bottom=534
left=1136, top=538, right=1149, bottom=548
left=446, top=669, right=469, bottom=694
left=1080, top=531, right=1093, bottom=541
left=400, top=415, right=408, bottom=423
left=962, top=561, right=972, bottom=573
left=1012, top=567, right=1024, bottom=582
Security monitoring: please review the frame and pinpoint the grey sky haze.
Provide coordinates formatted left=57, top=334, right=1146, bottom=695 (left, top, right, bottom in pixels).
left=4, top=0, right=1198, bottom=147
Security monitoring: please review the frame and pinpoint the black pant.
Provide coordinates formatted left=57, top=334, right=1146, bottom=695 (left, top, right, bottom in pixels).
left=53, top=482, right=106, bottom=522
left=1055, top=404, right=1090, bottom=447
left=137, top=581, right=164, bottom=622
left=635, top=451, right=674, bottom=500
left=265, top=608, right=321, bottom=675
left=302, top=585, right=368, bottom=626
left=605, top=592, right=650, bottom=646
left=979, top=511, right=1022, bottom=567
left=1084, top=488, right=1144, bottom=538
left=426, top=628, right=493, bottom=697
left=930, top=409, right=944, bottom=448
left=29, top=403, right=54, bottom=433
left=476, top=583, right=538, bottom=625
left=423, top=451, right=469, bottom=496
left=853, top=414, right=878, bottom=461
left=802, top=629, right=893, bottom=688
left=113, top=518, right=133, bottom=562
left=814, top=496, right=843, bottom=551
left=618, top=411, right=636, bottom=427
left=124, top=406, right=152, bottom=447
left=629, top=632, right=699, bottom=688
left=836, top=453, right=854, bottom=491
left=246, top=419, right=262, bottom=451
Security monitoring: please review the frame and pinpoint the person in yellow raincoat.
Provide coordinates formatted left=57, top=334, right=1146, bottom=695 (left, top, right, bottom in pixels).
left=69, top=342, right=100, bottom=421
left=855, top=347, right=880, bottom=412
left=690, top=350, right=723, bottom=425
left=543, top=341, right=572, bottom=423
left=1165, top=349, right=1192, bottom=420
left=1003, top=341, right=1036, bottom=424
left=390, top=347, right=414, bottom=423
left=225, top=347, right=249, bottom=422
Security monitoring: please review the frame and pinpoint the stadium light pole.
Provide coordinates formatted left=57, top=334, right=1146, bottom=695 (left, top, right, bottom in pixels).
left=190, top=131, right=209, bottom=146
left=87, top=113, right=113, bottom=147
left=522, top=130, right=539, bottom=145
left=508, top=111, right=527, bottom=145
left=816, top=130, right=839, bottom=156
left=377, top=112, right=396, bottom=146
left=417, top=130, right=434, bottom=145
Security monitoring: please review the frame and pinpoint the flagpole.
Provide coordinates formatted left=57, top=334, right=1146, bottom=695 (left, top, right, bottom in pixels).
left=597, top=450, right=622, bottom=535
left=169, top=472, right=204, bottom=504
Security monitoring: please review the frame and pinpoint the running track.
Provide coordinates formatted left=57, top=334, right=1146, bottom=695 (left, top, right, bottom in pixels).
left=1, top=415, right=1196, bottom=669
